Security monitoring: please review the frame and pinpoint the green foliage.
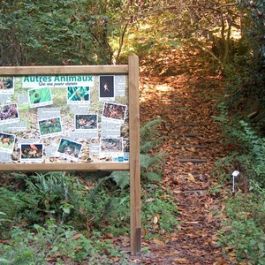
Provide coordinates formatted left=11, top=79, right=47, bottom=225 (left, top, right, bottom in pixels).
left=110, top=171, right=130, bottom=190
left=0, top=188, right=29, bottom=236
left=142, top=184, right=178, bottom=238
left=215, top=113, right=265, bottom=188
left=140, top=118, right=162, bottom=153
left=21, top=172, right=128, bottom=232
left=239, top=0, right=265, bottom=64
left=213, top=3, right=265, bottom=258
left=215, top=105, right=265, bottom=263
left=140, top=153, right=165, bottom=183
left=0, top=0, right=113, bottom=65
left=0, top=188, right=26, bottom=220
left=212, top=102, right=228, bottom=125
left=75, top=186, right=129, bottom=232
left=24, top=172, right=81, bottom=223
left=0, top=220, right=129, bottom=265
left=219, top=1, right=265, bottom=132
left=139, top=118, right=165, bottom=183
left=214, top=90, right=265, bottom=181
left=0, top=212, right=10, bottom=225
left=0, top=176, right=177, bottom=262
left=219, top=183, right=265, bottom=264
left=221, top=219, right=265, bottom=264
left=238, top=121, right=265, bottom=186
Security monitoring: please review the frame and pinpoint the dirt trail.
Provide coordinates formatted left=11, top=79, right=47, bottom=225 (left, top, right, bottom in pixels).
left=138, top=48, right=230, bottom=265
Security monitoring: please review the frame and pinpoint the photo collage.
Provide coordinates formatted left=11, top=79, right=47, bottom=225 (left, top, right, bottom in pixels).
left=0, top=75, right=129, bottom=164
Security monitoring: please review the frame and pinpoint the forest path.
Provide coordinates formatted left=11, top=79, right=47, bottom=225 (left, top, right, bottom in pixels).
left=137, top=47, right=230, bottom=265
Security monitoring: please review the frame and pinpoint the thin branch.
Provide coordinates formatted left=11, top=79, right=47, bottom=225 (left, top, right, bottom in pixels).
left=116, top=21, right=130, bottom=63
left=189, top=38, right=224, bottom=68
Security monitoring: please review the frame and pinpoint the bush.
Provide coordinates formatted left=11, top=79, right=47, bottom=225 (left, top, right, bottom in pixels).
left=219, top=183, right=265, bottom=264
left=0, top=220, right=129, bottom=265
left=0, top=0, right=113, bottom=65
left=142, top=184, right=178, bottom=238
left=0, top=188, right=29, bottom=236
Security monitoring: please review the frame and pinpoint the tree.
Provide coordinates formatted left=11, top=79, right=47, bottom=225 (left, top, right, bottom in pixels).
left=0, top=0, right=113, bottom=65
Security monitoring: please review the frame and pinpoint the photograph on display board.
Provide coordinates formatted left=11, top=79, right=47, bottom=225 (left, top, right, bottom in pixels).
left=0, top=77, right=14, bottom=94
left=0, top=132, right=16, bottom=153
left=100, top=75, right=114, bottom=98
left=0, top=104, right=19, bottom=124
left=67, top=86, right=90, bottom=104
left=102, top=102, right=127, bottom=120
left=75, top=114, right=98, bottom=130
left=123, top=139, right=129, bottom=153
left=38, top=117, right=62, bottom=137
left=101, top=138, right=123, bottom=153
left=57, top=138, right=82, bottom=160
left=20, top=143, right=43, bottom=161
left=28, top=87, right=53, bottom=108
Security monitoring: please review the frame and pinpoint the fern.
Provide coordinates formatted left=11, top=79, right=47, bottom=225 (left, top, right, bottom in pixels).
left=110, top=171, right=129, bottom=190
left=23, top=172, right=83, bottom=223
left=214, top=101, right=265, bottom=187
left=112, top=118, right=165, bottom=189
left=0, top=188, right=27, bottom=222
left=140, top=118, right=163, bottom=152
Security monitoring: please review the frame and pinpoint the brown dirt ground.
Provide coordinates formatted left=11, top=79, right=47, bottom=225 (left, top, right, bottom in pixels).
left=127, top=47, right=233, bottom=265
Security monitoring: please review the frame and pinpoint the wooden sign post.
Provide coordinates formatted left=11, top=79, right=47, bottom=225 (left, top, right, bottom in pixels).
left=128, top=55, right=141, bottom=255
left=0, top=55, right=141, bottom=255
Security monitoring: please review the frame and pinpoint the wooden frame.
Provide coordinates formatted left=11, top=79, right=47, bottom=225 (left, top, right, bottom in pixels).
left=0, top=55, right=141, bottom=255
left=128, top=55, right=141, bottom=255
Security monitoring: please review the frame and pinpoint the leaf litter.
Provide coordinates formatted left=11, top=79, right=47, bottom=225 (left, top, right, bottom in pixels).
left=120, top=47, right=235, bottom=264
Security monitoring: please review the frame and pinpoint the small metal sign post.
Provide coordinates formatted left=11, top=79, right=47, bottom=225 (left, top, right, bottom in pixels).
left=0, top=55, right=141, bottom=255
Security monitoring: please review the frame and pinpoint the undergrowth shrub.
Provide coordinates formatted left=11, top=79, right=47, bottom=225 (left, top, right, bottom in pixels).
left=142, top=184, right=178, bottom=238
left=215, top=101, right=265, bottom=264
left=24, top=172, right=82, bottom=223
left=214, top=105, right=265, bottom=188
left=0, top=220, right=130, bottom=265
left=0, top=188, right=29, bottom=236
left=219, top=181, right=265, bottom=264
left=73, top=185, right=130, bottom=234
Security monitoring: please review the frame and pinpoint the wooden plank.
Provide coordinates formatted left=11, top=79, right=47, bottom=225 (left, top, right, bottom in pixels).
left=0, top=163, right=129, bottom=172
left=173, top=144, right=209, bottom=149
left=128, top=54, right=141, bottom=256
left=178, top=158, right=207, bottom=164
left=0, top=65, right=128, bottom=75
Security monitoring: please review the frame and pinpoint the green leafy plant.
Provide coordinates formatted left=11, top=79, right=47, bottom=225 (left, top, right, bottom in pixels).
left=0, top=0, right=113, bottom=65
left=24, top=172, right=81, bottom=223
left=214, top=108, right=265, bottom=264
left=142, top=184, right=178, bottom=238
left=0, top=187, right=28, bottom=218
left=0, top=211, right=10, bottom=225
left=0, top=220, right=130, bottom=265
left=219, top=183, right=265, bottom=264
left=0, top=188, right=29, bottom=236
left=140, top=118, right=163, bottom=153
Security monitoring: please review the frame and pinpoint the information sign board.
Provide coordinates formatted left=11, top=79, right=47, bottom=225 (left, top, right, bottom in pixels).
left=0, top=55, right=141, bottom=255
